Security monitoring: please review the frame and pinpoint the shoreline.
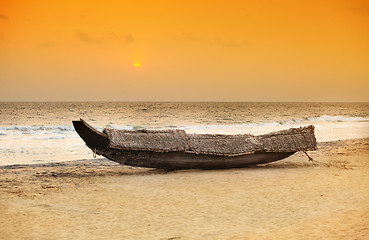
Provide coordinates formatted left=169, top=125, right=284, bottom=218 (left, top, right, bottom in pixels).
left=1, top=138, right=368, bottom=239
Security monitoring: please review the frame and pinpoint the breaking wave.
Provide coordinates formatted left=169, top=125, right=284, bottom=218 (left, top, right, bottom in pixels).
left=0, top=125, right=75, bottom=135
left=307, top=115, right=369, bottom=122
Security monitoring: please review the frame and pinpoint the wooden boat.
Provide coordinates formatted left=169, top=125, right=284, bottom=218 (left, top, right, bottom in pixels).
left=72, top=119, right=317, bottom=169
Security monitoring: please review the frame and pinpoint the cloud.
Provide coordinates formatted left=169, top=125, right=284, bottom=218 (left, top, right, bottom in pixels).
left=76, top=31, right=100, bottom=43
left=0, top=14, right=9, bottom=20
left=104, top=31, right=119, bottom=40
left=125, top=34, right=135, bottom=43
left=181, top=33, right=196, bottom=41
left=348, top=4, right=369, bottom=14
left=38, top=41, right=56, bottom=48
left=216, top=38, right=248, bottom=48
left=76, top=31, right=135, bottom=44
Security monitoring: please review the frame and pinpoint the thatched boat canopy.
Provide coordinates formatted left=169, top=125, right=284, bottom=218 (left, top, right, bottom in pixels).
left=103, top=125, right=317, bottom=157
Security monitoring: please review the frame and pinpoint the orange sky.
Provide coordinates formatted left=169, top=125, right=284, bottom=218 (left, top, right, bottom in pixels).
left=1, top=0, right=368, bottom=101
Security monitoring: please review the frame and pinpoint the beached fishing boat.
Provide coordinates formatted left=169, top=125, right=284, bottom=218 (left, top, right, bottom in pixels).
left=72, top=119, right=317, bottom=169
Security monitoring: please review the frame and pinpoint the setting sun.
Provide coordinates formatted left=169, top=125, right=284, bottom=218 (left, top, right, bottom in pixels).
left=134, top=63, right=141, bottom=67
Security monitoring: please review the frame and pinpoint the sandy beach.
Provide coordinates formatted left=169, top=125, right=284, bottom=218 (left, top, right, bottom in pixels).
left=1, top=139, right=368, bottom=240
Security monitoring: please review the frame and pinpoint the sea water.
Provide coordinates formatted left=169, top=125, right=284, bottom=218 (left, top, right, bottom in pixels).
left=0, top=102, right=368, bottom=165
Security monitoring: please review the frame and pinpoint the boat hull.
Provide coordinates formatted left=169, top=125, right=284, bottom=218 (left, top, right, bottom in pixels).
left=97, top=148, right=295, bottom=169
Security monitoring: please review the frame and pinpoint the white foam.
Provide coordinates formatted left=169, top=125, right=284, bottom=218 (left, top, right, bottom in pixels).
left=0, top=125, right=75, bottom=136
left=308, top=115, right=369, bottom=122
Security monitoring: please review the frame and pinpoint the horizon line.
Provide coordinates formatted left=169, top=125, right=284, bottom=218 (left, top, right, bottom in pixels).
left=1, top=100, right=368, bottom=103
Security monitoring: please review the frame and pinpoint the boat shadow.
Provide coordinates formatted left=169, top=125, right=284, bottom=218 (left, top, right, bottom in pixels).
left=26, top=162, right=316, bottom=178
left=33, top=163, right=316, bottom=178
left=1, top=158, right=317, bottom=179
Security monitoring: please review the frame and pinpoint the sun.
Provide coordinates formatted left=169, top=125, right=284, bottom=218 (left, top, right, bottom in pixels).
left=134, top=62, right=141, bottom=67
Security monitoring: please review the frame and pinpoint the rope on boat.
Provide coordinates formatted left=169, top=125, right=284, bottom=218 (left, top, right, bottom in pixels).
left=93, top=148, right=97, bottom=158
left=303, top=151, right=352, bottom=170
left=303, top=151, right=314, bottom=162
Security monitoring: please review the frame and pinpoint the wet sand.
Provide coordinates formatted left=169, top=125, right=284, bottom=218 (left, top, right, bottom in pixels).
left=1, top=139, right=369, bottom=240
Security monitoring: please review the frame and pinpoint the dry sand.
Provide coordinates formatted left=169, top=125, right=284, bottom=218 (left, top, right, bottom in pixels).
left=1, top=139, right=369, bottom=240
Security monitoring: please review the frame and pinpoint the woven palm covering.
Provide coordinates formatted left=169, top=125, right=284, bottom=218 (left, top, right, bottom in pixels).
left=103, top=125, right=317, bottom=156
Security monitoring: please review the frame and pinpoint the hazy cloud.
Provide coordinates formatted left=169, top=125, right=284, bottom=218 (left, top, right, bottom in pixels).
left=38, top=41, right=56, bottom=48
left=76, top=31, right=100, bottom=43
left=0, top=14, right=9, bottom=20
left=348, top=4, right=369, bottom=13
left=216, top=38, right=248, bottom=48
left=125, top=34, right=135, bottom=43
left=105, top=31, right=120, bottom=40
left=76, top=31, right=135, bottom=44
left=181, top=33, right=196, bottom=41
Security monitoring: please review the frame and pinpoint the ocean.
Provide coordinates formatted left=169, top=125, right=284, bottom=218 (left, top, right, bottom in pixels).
left=0, top=102, right=368, bottom=166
